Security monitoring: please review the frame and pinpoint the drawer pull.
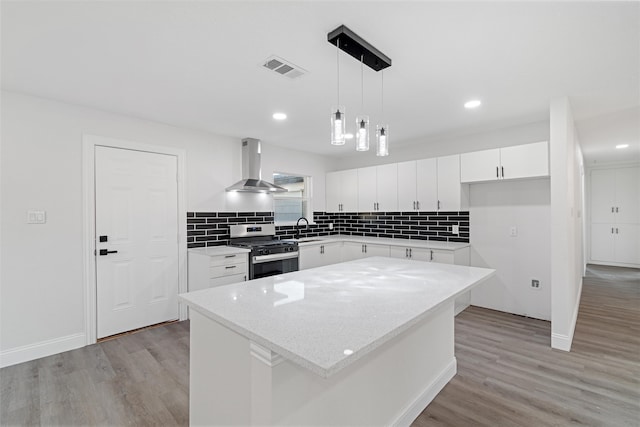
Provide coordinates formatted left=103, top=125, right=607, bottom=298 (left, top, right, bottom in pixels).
left=224, top=254, right=237, bottom=258
left=225, top=265, right=237, bottom=269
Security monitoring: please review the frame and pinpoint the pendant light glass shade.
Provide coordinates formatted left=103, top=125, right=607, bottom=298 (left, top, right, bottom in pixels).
left=376, top=124, right=389, bottom=156
left=331, top=106, right=346, bottom=145
left=355, top=115, right=369, bottom=151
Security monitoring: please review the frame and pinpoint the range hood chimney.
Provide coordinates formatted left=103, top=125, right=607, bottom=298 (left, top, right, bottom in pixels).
left=225, top=138, right=287, bottom=193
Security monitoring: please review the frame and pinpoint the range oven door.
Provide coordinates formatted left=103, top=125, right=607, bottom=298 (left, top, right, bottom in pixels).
left=251, top=252, right=299, bottom=279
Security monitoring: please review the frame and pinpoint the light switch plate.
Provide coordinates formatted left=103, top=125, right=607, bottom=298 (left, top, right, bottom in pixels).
left=27, top=210, right=46, bottom=224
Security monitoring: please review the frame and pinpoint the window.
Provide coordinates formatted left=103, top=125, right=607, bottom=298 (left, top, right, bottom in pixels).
left=273, top=173, right=312, bottom=224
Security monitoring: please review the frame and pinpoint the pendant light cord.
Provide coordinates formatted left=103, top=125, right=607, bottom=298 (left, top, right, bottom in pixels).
left=336, top=39, right=340, bottom=106
left=381, top=69, right=384, bottom=119
left=361, top=55, right=364, bottom=112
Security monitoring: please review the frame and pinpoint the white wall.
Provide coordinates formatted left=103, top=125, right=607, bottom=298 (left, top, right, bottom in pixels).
left=550, top=97, right=585, bottom=351
left=469, top=179, right=551, bottom=320
left=0, top=91, right=330, bottom=365
left=332, top=120, right=549, bottom=170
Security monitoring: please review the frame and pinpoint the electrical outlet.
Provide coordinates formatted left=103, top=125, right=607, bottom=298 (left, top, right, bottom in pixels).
left=531, top=279, right=540, bottom=290
left=451, top=224, right=459, bottom=235
left=328, top=223, right=334, bottom=230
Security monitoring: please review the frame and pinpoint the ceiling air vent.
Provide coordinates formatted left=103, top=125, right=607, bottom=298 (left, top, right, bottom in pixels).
left=262, top=55, right=307, bottom=79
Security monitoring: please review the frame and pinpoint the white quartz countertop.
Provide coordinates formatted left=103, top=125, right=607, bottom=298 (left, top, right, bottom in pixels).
left=179, top=257, right=494, bottom=378
left=188, top=246, right=250, bottom=256
left=296, top=235, right=470, bottom=251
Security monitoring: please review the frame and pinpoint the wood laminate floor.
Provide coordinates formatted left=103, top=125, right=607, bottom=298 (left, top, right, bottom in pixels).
left=1, top=264, right=638, bottom=426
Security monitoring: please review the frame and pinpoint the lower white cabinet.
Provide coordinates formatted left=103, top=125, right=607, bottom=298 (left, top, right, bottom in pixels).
left=299, top=243, right=342, bottom=270
left=591, top=223, right=640, bottom=266
left=188, top=250, right=248, bottom=292
left=342, top=242, right=390, bottom=261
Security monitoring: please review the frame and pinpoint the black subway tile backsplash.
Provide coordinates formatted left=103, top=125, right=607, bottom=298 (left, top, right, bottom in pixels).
left=186, top=210, right=470, bottom=248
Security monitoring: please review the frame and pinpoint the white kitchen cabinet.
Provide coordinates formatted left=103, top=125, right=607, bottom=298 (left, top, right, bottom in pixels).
left=590, top=166, right=640, bottom=267
left=342, top=242, right=389, bottom=261
left=188, top=249, right=248, bottom=292
left=299, top=242, right=342, bottom=270
left=460, top=141, right=548, bottom=183
left=499, top=141, right=549, bottom=180
left=326, top=169, right=358, bottom=212
left=437, top=155, right=464, bottom=211
left=397, top=160, right=418, bottom=211
left=389, top=246, right=431, bottom=261
left=416, top=158, right=438, bottom=211
left=398, top=157, right=463, bottom=212
left=357, top=164, right=398, bottom=212
left=591, top=224, right=640, bottom=265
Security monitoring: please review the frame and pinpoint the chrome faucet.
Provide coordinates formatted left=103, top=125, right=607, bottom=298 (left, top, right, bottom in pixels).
left=295, top=217, right=309, bottom=239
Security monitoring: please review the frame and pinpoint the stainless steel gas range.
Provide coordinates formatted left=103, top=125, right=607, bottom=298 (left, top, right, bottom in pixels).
left=228, top=224, right=298, bottom=279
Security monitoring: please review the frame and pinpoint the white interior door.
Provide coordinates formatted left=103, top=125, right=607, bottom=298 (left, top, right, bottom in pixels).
left=95, top=146, right=179, bottom=339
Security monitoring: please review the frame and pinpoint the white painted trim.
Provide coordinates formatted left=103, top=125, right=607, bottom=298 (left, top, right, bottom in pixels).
left=249, top=341, right=285, bottom=367
left=551, top=277, right=583, bottom=351
left=0, top=333, right=85, bottom=368
left=588, top=260, right=640, bottom=269
left=392, top=358, right=457, bottom=427
left=82, top=134, right=188, bottom=346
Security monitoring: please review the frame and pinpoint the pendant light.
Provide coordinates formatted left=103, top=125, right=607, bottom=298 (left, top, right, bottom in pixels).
left=376, top=70, right=389, bottom=156
left=355, top=55, right=370, bottom=152
left=330, top=39, right=346, bottom=145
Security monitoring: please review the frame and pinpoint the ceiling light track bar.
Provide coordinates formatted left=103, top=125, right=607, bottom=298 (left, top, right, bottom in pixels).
left=327, top=25, right=391, bottom=72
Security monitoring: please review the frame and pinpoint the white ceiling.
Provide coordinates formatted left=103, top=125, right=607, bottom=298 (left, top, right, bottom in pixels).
left=2, top=1, right=638, bottom=163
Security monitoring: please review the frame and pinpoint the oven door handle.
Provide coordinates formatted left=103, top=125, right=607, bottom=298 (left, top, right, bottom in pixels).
left=253, top=252, right=299, bottom=264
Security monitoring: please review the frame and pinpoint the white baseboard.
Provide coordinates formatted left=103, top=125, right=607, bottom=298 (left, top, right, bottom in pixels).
left=0, top=332, right=86, bottom=368
left=551, top=277, right=584, bottom=352
left=393, top=358, right=457, bottom=427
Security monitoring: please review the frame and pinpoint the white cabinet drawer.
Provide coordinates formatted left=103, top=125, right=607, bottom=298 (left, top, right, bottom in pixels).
left=210, top=273, right=247, bottom=288
left=210, top=262, right=247, bottom=278
left=209, top=253, right=247, bottom=267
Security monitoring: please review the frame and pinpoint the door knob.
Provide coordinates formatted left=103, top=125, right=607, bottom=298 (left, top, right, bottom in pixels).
left=99, top=249, right=118, bottom=256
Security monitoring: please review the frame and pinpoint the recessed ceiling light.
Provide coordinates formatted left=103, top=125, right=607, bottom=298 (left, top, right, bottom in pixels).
left=345, top=133, right=354, bottom=140
left=272, top=112, right=287, bottom=120
left=616, top=144, right=629, bottom=149
left=464, top=99, right=482, bottom=109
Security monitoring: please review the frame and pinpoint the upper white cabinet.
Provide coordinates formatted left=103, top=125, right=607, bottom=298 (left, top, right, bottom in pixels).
left=592, top=168, right=639, bottom=224
left=437, top=155, right=464, bottom=211
left=398, top=156, right=464, bottom=211
left=460, top=141, right=549, bottom=183
left=460, top=149, right=501, bottom=182
left=357, top=164, right=398, bottom=212
left=326, top=169, right=358, bottom=213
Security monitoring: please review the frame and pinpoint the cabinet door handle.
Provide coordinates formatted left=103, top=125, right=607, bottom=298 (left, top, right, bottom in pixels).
left=413, top=201, right=416, bottom=210
left=409, top=248, right=412, bottom=258
left=365, top=244, right=367, bottom=253
left=437, top=200, right=441, bottom=210
left=430, top=250, right=434, bottom=261
left=501, top=166, right=504, bottom=178
left=616, top=228, right=619, bottom=234
left=612, top=206, right=615, bottom=213
left=405, top=248, right=408, bottom=258
left=612, top=227, right=614, bottom=234
left=417, top=201, right=420, bottom=210
left=616, top=207, right=619, bottom=213
left=225, top=265, right=236, bottom=269
left=224, top=254, right=236, bottom=258
left=496, top=166, right=499, bottom=178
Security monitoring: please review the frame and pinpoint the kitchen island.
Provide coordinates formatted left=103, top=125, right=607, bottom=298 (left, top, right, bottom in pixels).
left=179, top=256, right=494, bottom=426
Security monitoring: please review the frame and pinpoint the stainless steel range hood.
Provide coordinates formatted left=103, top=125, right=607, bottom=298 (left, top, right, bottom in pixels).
left=225, top=138, right=287, bottom=193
